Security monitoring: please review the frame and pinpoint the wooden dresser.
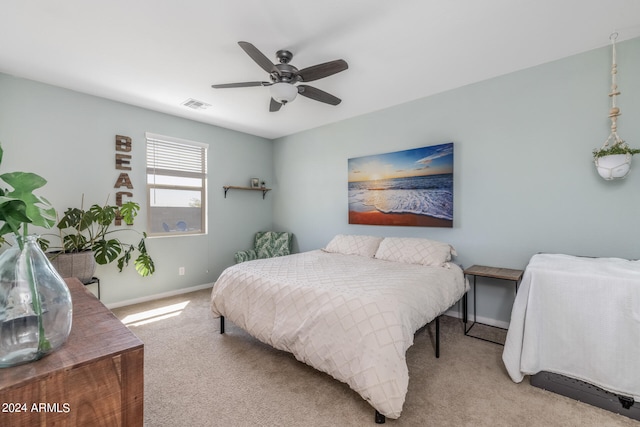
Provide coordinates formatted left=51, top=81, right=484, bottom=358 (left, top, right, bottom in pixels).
left=0, top=278, right=144, bottom=426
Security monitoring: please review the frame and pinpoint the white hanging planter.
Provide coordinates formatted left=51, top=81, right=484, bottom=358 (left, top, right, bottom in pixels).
left=592, top=33, right=638, bottom=181
left=594, top=153, right=632, bottom=180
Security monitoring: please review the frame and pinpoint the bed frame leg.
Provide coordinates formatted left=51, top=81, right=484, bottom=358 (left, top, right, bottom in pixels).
left=374, top=410, right=386, bottom=424
left=435, top=315, right=440, bottom=358
left=220, top=316, right=225, bottom=334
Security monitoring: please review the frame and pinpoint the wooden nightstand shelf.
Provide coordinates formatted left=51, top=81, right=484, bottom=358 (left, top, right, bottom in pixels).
left=463, top=265, right=523, bottom=345
left=223, top=185, right=271, bottom=199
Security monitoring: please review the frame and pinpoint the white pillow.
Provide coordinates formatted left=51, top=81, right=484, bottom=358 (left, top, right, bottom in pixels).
left=374, top=237, right=456, bottom=267
left=323, top=234, right=384, bottom=258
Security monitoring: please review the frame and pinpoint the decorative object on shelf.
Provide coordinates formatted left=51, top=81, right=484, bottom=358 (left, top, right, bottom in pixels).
left=223, top=185, right=271, bottom=199
left=41, top=195, right=155, bottom=278
left=261, top=180, right=266, bottom=189
left=250, top=178, right=260, bottom=188
left=593, top=32, right=640, bottom=180
left=0, top=143, right=71, bottom=368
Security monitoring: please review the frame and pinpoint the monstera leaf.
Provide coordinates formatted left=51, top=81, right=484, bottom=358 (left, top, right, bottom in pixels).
left=0, top=146, right=56, bottom=247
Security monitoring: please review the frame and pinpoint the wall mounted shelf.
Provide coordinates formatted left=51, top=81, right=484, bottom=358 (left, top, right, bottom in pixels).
left=223, top=185, right=271, bottom=199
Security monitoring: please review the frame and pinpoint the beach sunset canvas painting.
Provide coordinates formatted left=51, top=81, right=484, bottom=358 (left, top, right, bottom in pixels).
left=348, top=143, right=454, bottom=227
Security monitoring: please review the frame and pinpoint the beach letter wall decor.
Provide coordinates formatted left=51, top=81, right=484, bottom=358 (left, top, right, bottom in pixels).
left=114, top=135, right=134, bottom=225
left=348, top=142, right=454, bottom=227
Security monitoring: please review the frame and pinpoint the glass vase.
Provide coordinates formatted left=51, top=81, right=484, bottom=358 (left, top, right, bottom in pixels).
left=0, top=235, right=72, bottom=368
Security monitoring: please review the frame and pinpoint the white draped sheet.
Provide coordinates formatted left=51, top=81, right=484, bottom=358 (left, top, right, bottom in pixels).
left=210, top=250, right=468, bottom=419
left=503, top=253, right=640, bottom=400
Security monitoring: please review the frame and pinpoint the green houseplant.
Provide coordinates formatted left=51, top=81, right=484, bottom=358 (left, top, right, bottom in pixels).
left=41, top=196, right=156, bottom=278
left=592, top=142, right=640, bottom=159
left=0, top=143, right=73, bottom=367
left=0, top=150, right=56, bottom=245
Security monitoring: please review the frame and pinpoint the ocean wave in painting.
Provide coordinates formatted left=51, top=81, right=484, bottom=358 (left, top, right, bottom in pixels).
left=348, top=174, right=453, bottom=221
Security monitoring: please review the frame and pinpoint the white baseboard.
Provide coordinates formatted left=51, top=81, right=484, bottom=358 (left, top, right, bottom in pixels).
left=105, top=283, right=214, bottom=310
left=444, top=307, right=510, bottom=330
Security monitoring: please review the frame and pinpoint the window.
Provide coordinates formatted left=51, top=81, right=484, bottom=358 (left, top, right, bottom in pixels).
left=145, top=132, right=207, bottom=236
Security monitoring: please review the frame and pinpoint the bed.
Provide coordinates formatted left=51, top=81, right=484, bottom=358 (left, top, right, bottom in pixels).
left=210, top=234, right=468, bottom=422
left=503, top=253, right=640, bottom=402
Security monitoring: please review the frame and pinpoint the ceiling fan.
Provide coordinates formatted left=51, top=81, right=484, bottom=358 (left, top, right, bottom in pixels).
left=211, top=41, right=348, bottom=112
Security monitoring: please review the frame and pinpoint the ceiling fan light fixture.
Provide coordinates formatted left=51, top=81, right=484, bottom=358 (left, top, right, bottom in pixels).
left=270, top=82, right=298, bottom=104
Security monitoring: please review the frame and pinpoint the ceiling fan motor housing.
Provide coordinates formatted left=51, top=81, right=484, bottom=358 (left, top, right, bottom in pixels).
left=271, top=63, right=299, bottom=83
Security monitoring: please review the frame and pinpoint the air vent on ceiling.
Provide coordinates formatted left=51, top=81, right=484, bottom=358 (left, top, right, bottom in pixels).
left=182, top=98, right=211, bottom=110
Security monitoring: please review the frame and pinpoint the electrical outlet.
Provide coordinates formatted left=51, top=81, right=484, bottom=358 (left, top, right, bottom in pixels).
left=179, top=267, right=185, bottom=276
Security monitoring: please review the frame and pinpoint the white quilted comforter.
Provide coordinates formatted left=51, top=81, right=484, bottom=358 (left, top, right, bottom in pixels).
left=210, top=250, right=467, bottom=418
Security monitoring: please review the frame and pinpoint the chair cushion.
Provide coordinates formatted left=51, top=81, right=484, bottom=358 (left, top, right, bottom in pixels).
left=254, top=231, right=292, bottom=259
left=235, top=249, right=258, bottom=264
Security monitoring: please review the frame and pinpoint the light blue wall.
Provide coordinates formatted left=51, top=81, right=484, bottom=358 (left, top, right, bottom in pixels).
left=273, top=37, right=640, bottom=325
left=2, top=38, right=638, bottom=324
left=0, top=73, right=273, bottom=305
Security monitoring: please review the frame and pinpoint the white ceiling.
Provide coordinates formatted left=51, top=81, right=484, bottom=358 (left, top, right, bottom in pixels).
left=2, top=1, right=639, bottom=140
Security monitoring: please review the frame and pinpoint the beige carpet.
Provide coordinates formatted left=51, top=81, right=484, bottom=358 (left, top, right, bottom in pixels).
left=112, top=289, right=639, bottom=427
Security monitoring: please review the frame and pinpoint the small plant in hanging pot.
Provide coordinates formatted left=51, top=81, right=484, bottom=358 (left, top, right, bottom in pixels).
left=593, top=141, right=640, bottom=180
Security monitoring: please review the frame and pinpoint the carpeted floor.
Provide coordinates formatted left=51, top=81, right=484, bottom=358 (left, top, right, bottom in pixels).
left=112, top=289, right=640, bottom=427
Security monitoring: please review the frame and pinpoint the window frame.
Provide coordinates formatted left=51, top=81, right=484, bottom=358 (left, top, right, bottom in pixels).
left=145, top=132, right=208, bottom=237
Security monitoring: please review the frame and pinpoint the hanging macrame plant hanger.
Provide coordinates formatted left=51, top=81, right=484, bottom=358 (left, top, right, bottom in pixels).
left=594, top=32, right=636, bottom=180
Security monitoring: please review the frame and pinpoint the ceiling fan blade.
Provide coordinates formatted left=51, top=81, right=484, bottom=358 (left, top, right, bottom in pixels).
left=297, top=85, right=341, bottom=106
left=211, top=81, right=271, bottom=89
left=238, top=41, right=275, bottom=74
left=298, top=59, right=348, bottom=82
left=269, top=98, right=282, bottom=112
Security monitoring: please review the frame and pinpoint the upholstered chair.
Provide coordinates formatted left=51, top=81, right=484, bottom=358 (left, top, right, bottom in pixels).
left=234, top=231, right=293, bottom=263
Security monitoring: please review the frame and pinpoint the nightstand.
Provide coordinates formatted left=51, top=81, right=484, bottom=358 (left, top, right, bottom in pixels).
left=463, top=265, right=523, bottom=345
